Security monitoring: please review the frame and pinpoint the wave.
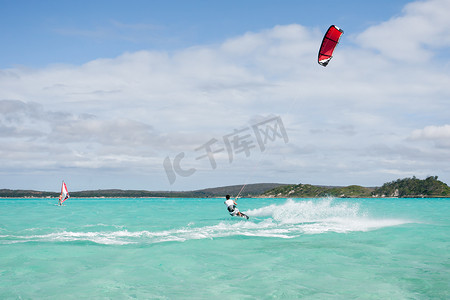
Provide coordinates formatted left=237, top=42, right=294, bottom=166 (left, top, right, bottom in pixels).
left=246, top=198, right=409, bottom=234
left=0, top=198, right=412, bottom=245
left=247, top=198, right=362, bottom=223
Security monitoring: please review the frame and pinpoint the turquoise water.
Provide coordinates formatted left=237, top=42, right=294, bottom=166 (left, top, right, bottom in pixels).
left=1, top=197, right=449, bottom=299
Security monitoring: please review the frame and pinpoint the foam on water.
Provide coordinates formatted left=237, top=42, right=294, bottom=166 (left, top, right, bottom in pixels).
left=246, top=198, right=410, bottom=234
left=247, top=197, right=361, bottom=222
left=1, top=198, right=412, bottom=245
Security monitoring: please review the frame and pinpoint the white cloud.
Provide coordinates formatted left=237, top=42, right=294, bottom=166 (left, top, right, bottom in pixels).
left=355, top=0, right=450, bottom=62
left=409, top=125, right=450, bottom=148
left=1, top=0, right=450, bottom=190
left=411, top=124, right=450, bottom=140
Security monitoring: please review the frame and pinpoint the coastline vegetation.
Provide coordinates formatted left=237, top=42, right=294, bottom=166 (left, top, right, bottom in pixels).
left=262, top=176, right=450, bottom=198
left=0, top=183, right=285, bottom=199
left=1, top=176, right=449, bottom=198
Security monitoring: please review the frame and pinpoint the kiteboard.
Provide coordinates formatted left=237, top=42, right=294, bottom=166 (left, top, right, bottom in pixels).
left=238, top=213, right=249, bottom=220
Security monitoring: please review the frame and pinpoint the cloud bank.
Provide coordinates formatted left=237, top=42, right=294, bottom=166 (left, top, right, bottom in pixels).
left=1, top=0, right=450, bottom=190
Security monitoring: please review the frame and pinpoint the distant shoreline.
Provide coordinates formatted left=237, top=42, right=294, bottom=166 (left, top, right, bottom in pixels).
left=2, top=196, right=449, bottom=200
left=1, top=176, right=450, bottom=199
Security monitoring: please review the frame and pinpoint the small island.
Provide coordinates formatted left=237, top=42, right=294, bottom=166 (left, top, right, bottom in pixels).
left=262, top=176, right=450, bottom=198
left=1, top=176, right=449, bottom=198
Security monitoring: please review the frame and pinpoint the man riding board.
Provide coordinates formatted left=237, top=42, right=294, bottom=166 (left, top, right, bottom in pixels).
left=224, top=195, right=249, bottom=219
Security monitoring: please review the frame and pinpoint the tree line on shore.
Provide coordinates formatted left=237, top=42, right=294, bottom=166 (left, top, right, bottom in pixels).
left=1, top=176, right=449, bottom=198
left=262, top=176, right=450, bottom=198
left=0, top=183, right=284, bottom=198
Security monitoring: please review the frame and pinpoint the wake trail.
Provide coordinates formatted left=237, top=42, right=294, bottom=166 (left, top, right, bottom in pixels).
left=1, top=198, right=413, bottom=245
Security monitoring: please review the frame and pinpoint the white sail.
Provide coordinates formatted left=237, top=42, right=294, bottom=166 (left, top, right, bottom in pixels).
left=59, top=181, right=70, bottom=204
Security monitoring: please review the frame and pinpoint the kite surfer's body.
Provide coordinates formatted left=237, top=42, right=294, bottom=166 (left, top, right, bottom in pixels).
left=224, top=195, right=249, bottom=219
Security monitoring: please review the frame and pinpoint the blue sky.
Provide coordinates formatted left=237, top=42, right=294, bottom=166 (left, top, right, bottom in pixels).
left=1, top=0, right=410, bottom=68
left=1, top=0, right=450, bottom=192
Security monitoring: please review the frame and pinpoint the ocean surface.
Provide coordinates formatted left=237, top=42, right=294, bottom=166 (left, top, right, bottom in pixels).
left=0, top=197, right=449, bottom=299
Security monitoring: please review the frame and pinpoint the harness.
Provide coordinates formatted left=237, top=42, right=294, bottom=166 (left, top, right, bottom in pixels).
left=227, top=205, right=236, bottom=213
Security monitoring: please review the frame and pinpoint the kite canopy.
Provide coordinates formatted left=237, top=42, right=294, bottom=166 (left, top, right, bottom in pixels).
left=318, top=25, right=344, bottom=67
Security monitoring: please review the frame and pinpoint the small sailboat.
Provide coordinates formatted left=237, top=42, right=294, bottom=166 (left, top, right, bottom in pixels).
left=58, top=181, right=70, bottom=205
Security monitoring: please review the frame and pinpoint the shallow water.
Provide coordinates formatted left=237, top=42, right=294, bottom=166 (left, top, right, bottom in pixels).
left=1, top=197, right=449, bottom=299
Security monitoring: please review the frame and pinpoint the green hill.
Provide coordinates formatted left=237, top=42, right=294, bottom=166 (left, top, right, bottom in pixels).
left=262, top=176, right=450, bottom=198
left=372, top=176, right=450, bottom=197
left=0, top=189, right=58, bottom=198
left=0, top=183, right=287, bottom=198
left=262, top=184, right=374, bottom=198
left=1, top=177, right=449, bottom=198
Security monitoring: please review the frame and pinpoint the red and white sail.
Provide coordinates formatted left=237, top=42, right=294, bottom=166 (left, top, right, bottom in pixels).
left=60, top=181, right=70, bottom=204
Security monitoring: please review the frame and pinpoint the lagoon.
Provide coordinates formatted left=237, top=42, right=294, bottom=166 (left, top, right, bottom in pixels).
left=1, top=197, right=449, bottom=299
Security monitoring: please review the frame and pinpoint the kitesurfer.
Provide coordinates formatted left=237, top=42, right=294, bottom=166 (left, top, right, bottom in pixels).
left=224, top=195, right=249, bottom=219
